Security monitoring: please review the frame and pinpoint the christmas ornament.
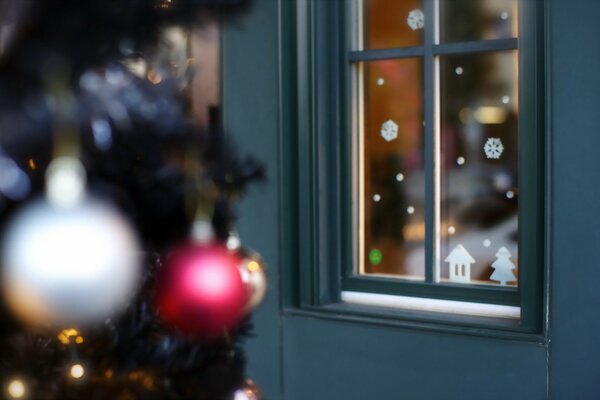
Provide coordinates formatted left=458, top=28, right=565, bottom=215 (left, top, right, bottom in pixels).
left=155, top=241, right=248, bottom=338
left=238, top=254, right=267, bottom=311
left=1, top=157, right=141, bottom=327
left=232, top=379, right=263, bottom=400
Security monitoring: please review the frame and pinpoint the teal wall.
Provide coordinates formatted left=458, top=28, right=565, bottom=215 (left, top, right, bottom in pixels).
left=222, top=0, right=600, bottom=398
left=222, top=0, right=283, bottom=398
left=548, top=0, right=600, bottom=397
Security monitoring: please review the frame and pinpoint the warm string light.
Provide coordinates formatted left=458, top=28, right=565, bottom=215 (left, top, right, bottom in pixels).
left=69, top=364, right=85, bottom=379
left=246, top=260, right=260, bottom=273
left=57, top=328, right=84, bottom=345
left=7, top=379, right=26, bottom=399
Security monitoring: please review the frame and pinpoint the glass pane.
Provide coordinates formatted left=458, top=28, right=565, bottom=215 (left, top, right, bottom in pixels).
left=440, top=0, right=518, bottom=43
left=362, top=0, right=424, bottom=49
left=360, top=58, right=425, bottom=279
left=440, top=51, right=519, bottom=287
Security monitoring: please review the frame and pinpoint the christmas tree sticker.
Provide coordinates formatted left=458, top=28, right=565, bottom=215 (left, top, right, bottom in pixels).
left=490, top=246, right=517, bottom=285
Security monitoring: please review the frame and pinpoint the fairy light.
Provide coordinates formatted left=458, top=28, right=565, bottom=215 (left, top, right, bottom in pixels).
left=28, top=159, right=36, bottom=170
left=146, top=70, right=163, bottom=84
left=58, top=328, right=84, bottom=345
left=70, top=364, right=85, bottom=379
left=247, top=260, right=261, bottom=273
left=7, top=379, right=25, bottom=399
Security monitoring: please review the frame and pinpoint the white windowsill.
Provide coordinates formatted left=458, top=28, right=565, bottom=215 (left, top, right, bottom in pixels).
left=341, top=291, right=521, bottom=319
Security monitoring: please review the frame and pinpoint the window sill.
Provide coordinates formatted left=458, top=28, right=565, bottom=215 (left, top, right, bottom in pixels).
left=341, top=291, right=520, bottom=319
left=282, top=301, right=546, bottom=343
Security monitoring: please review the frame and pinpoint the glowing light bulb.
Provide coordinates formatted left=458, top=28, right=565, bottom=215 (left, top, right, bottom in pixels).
left=70, top=364, right=85, bottom=379
left=7, top=379, right=25, bottom=399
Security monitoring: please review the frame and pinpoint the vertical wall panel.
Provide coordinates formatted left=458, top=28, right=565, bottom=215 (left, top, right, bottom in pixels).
left=549, top=0, right=600, bottom=397
left=222, top=1, right=282, bottom=398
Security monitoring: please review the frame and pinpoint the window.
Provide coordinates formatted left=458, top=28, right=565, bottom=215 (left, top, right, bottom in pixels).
left=284, top=0, right=544, bottom=334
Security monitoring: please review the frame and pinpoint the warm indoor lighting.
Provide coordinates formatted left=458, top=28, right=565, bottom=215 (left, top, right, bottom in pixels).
left=474, top=106, right=508, bottom=124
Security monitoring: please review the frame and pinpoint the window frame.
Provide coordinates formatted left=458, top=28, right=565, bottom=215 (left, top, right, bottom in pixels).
left=281, top=0, right=546, bottom=337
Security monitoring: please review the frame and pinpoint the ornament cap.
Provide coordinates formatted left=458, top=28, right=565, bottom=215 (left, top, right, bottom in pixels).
left=190, top=219, right=215, bottom=243
left=45, top=157, right=86, bottom=208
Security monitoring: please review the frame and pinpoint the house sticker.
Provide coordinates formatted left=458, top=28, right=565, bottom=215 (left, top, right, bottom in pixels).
left=445, top=244, right=475, bottom=283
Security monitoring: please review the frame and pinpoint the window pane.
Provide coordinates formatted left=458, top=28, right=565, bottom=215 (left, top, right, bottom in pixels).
left=439, top=51, right=518, bottom=287
left=362, top=0, right=424, bottom=49
left=359, top=58, right=424, bottom=279
left=440, top=0, right=518, bottom=43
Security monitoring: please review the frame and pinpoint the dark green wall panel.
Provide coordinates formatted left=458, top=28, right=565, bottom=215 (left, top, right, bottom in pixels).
left=548, top=0, right=600, bottom=397
left=283, top=316, right=547, bottom=400
left=222, top=0, right=282, bottom=399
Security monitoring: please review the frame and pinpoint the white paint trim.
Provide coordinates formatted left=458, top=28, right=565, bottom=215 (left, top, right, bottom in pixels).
left=341, top=291, right=520, bottom=319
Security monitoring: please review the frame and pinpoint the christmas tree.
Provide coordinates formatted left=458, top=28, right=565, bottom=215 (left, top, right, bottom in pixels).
left=0, top=1, right=266, bottom=399
left=490, top=246, right=517, bottom=286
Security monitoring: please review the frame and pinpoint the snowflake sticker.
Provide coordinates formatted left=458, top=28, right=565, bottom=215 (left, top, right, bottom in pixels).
left=380, top=119, right=398, bottom=142
left=407, top=9, right=425, bottom=31
left=484, top=137, right=504, bottom=159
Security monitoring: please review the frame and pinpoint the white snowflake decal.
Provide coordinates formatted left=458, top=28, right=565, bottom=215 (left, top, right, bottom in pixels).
left=484, top=138, right=504, bottom=159
left=380, top=120, right=398, bottom=142
left=407, top=9, right=425, bottom=31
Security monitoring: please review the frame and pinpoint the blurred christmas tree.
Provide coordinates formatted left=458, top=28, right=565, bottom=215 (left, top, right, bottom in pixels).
left=0, top=1, right=266, bottom=399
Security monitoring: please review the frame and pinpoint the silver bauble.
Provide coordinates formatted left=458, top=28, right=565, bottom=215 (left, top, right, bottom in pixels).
left=238, top=256, right=267, bottom=312
left=1, top=198, right=141, bottom=327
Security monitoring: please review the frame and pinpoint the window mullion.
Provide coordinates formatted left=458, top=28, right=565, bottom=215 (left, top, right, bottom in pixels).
left=424, top=0, right=436, bottom=284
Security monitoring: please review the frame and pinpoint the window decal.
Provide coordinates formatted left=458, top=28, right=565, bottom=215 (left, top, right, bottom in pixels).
left=484, top=137, right=504, bottom=159
left=490, top=246, right=517, bottom=285
left=406, top=9, right=425, bottom=31
left=380, top=119, right=399, bottom=142
left=444, top=244, right=475, bottom=283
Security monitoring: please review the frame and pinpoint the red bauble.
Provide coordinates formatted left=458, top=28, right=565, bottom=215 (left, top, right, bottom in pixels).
left=155, top=242, right=248, bottom=338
